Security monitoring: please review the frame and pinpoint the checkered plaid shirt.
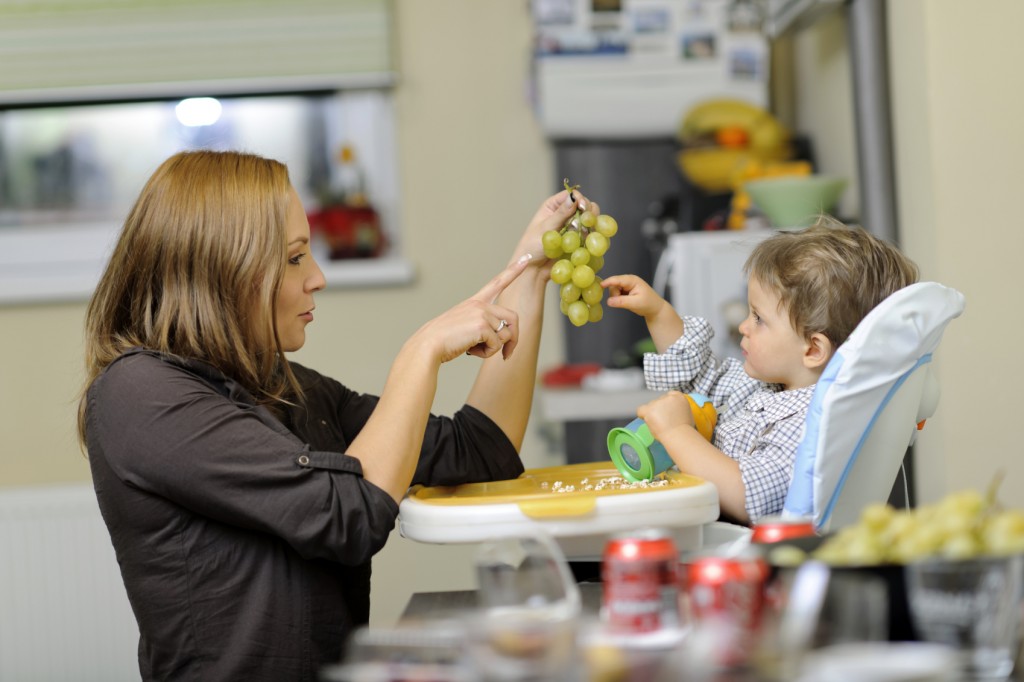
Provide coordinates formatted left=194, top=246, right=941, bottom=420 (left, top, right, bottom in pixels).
left=643, top=316, right=815, bottom=523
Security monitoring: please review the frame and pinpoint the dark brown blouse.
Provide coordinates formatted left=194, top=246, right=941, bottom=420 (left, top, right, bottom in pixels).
left=86, top=348, right=523, bottom=681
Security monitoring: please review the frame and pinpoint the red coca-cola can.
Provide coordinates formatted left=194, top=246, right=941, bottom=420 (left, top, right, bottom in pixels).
left=750, top=515, right=816, bottom=544
left=684, top=552, right=769, bottom=666
left=601, top=529, right=681, bottom=634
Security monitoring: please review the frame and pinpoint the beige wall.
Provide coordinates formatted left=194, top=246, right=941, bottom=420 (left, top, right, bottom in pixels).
left=888, top=0, right=1024, bottom=502
left=2, top=0, right=1021, bottom=627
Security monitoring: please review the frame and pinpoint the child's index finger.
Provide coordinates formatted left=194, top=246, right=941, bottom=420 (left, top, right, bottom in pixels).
left=472, top=254, right=533, bottom=303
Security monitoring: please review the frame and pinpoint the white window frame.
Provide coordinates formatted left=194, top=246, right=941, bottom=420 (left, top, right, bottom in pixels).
left=0, top=0, right=411, bottom=305
left=0, top=86, right=413, bottom=306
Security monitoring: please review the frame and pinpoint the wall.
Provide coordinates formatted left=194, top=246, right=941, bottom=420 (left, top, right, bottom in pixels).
left=887, top=0, right=1024, bottom=502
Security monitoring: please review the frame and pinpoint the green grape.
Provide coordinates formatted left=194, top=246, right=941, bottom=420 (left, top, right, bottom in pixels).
left=940, top=532, right=981, bottom=561
left=541, top=229, right=562, bottom=253
left=567, top=300, right=589, bottom=327
left=570, top=247, right=591, bottom=267
left=880, top=513, right=916, bottom=546
left=550, top=259, right=573, bottom=284
left=582, top=281, right=603, bottom=305
left=860, top=502, right=895, bottom=531
left=571, top=264, right=596, bottom=289
left=937, top=510, right=975, bottom=538
left=561, top=230, right=581, bottom=253
left=595, top=214, right=618, bottom=237
left=768, top=545, right=807, bottom=568
left=580, top=210, right=597, bottom=228
left=560, top=282, right=581, bottom=303
left=543, top=244, right=563, bottom=260
left=587, top=303, right=604, bottom=323
left=589, top=254, right=605, bottom=272
left=939, top=490, right=985, bottom=518
left=585, top=232, right=610, bottom=257
left=982, top=510, right=1024, bottom=555
left=559, top=299, right=569, bottom=315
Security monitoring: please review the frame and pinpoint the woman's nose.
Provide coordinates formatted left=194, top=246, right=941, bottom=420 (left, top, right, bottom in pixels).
left=308, top=258, right=327, bottom=292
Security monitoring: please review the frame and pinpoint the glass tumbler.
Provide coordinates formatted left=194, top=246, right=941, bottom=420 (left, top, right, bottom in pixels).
left=905, top=553, right=1023, bottom=680
left=472, top=532, right=582, bottom=681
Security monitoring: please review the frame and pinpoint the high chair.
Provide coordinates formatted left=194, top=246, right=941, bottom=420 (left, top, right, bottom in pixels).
left=703, top=280, right=966, bottom=546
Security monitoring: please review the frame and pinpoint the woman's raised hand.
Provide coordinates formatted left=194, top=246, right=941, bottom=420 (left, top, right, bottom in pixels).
left=510, top=189, right=599, bottom=268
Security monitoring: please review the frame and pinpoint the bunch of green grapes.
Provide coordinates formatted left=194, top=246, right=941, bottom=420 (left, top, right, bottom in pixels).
left=543, top=179, right=619, bottom=327
left=789, top=476, right=1024, bottom=567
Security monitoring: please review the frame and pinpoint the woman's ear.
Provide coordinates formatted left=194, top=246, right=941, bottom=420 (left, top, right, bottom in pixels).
left=803, top=332, right=833, bottom=370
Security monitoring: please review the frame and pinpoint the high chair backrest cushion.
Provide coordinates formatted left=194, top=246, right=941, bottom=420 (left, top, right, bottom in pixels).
left=782, top=282, right=966, bottom=533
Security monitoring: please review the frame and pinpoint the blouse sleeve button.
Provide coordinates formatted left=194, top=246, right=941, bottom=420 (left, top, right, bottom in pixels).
left=298, top=455, right=310, bottom=466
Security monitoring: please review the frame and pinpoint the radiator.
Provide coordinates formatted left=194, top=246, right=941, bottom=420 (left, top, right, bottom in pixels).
left=0, top=484, right=140, bottom=682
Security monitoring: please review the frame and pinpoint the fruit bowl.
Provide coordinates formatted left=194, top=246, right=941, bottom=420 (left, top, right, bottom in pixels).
left=744, top=175, right=848, bottom=229
left=677, top=147, right=749, bottom=195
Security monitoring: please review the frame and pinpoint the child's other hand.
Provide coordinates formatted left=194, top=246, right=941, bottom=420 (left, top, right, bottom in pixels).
left=637, top=391, right=695, bottom=441
left=602, top=274, right=670, bottom=319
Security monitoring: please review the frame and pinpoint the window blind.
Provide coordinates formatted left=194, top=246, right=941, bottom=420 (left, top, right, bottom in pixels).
left=0, top=0, right=394, bottom=105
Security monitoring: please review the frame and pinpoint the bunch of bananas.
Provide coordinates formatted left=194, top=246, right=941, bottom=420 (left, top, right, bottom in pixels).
left=676, top=98, right=793, bottom=195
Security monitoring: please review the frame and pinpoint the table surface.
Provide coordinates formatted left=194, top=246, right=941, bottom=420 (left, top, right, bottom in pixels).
left=400, top=588, right=1023, bottom=682
left=400, top=584, right=604, bottom=622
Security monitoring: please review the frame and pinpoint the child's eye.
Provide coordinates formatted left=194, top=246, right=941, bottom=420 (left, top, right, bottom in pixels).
left=750, top=310, right=762, bottom=324
left=288, top=252, right=305, bottom=266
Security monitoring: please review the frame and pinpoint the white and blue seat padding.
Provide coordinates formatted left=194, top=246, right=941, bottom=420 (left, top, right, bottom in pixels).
left=782, top=281, right=966, bottom=533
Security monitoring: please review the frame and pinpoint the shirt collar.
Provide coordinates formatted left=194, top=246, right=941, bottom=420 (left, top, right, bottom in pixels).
left=745, top=383, right=816, bottom=421
left=120, top=346, right=257, bottom=405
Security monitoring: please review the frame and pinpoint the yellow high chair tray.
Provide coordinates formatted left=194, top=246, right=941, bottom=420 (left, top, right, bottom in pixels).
left=398, top=461, right=719, bottom=559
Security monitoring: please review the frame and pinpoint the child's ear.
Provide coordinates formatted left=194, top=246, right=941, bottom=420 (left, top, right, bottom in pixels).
left=803, top=332, right=833, bottom=370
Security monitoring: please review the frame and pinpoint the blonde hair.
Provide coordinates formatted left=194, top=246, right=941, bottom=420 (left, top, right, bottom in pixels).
left=78, top=150, right=301, bottom=445
left=745, top=216, right=919, bottom=350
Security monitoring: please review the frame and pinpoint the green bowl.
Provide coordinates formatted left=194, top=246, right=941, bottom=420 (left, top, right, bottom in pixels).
left=744, top=175, right=848, bottom=229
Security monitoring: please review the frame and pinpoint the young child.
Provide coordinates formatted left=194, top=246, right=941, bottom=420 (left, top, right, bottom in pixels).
left=601, top=219, right=919, bottom=525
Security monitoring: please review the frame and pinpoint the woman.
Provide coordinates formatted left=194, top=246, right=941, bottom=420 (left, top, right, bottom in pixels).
left=78, top=150, right=593, bottom=681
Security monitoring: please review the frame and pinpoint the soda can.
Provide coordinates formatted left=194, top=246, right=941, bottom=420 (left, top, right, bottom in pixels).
left=601, top=529, right=681, bottom=634
left=683, top=551, right=769, bottom=666
left=750, top=515, right=816, bottom=544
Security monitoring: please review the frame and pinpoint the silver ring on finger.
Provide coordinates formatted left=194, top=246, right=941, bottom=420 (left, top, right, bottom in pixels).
left=495, top=319, right=509, bottom=333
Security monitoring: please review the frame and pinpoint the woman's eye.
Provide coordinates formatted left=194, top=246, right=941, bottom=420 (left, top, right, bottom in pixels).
left=288, top=252, right=305, bottom=266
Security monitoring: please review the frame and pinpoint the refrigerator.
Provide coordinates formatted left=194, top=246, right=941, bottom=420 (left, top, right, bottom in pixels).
left=553, top=138, right=686, bottom=463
